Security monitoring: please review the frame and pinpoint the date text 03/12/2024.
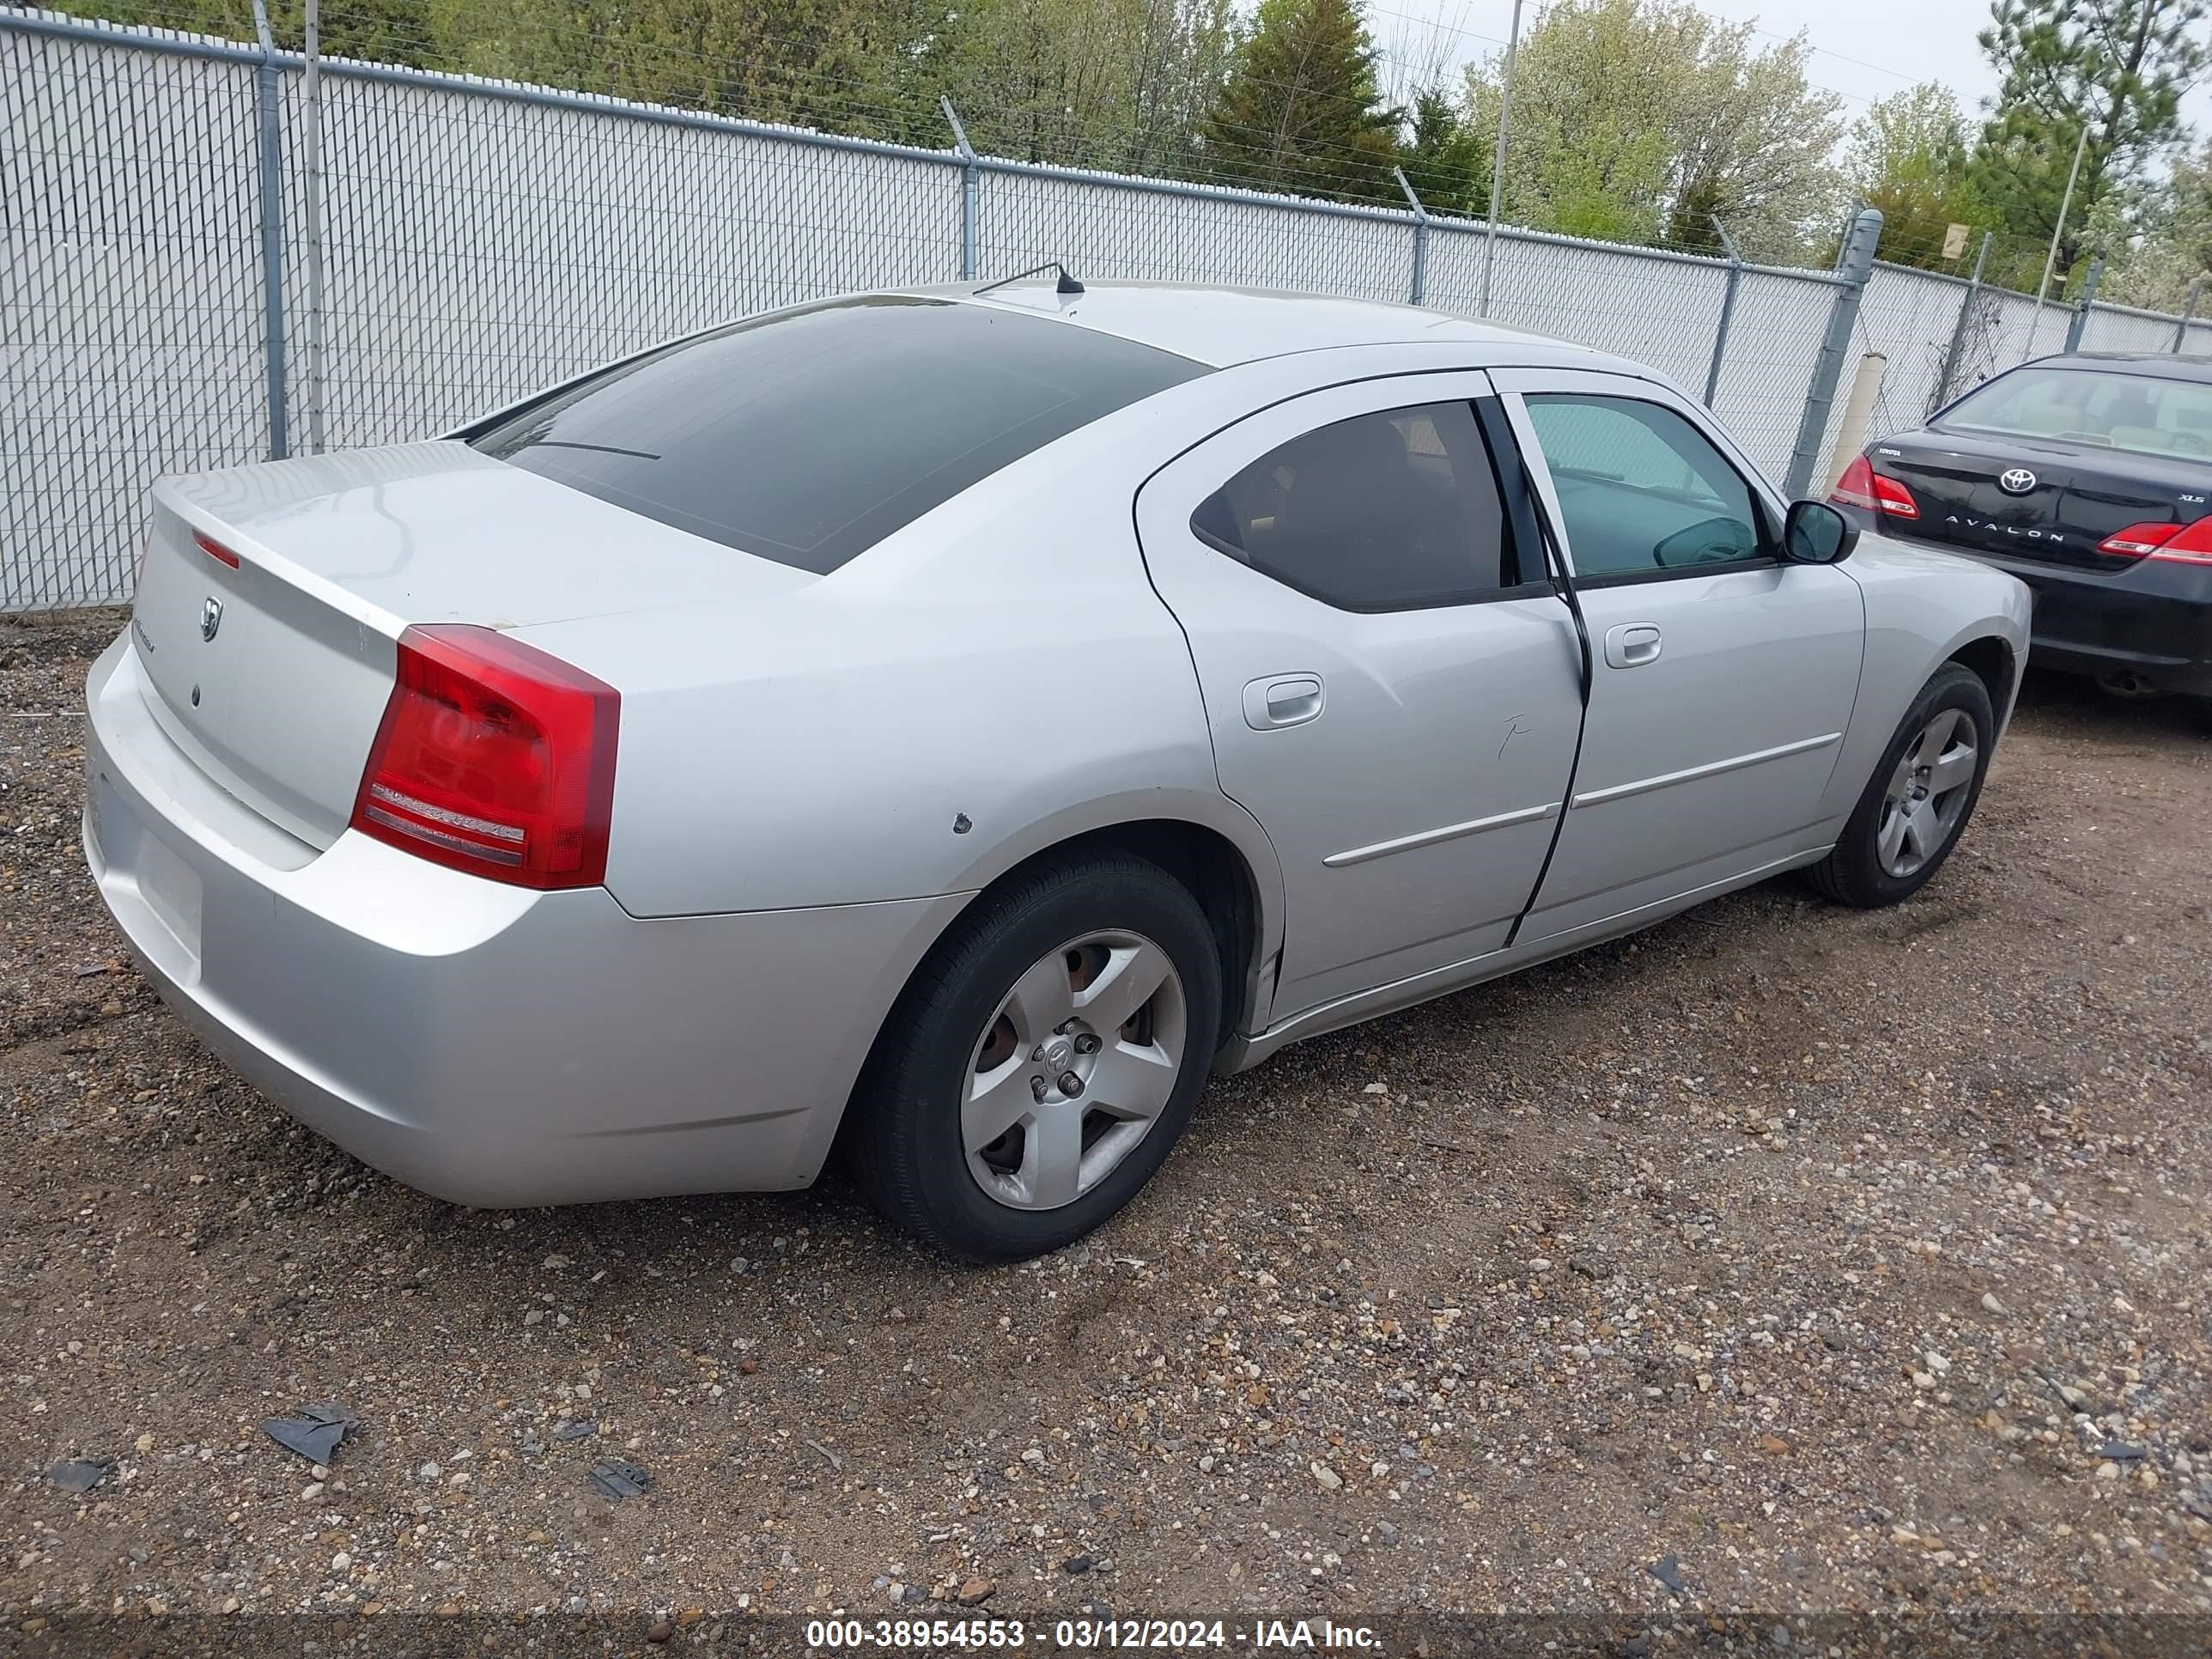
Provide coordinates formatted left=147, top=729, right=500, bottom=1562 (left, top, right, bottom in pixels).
left=803, top=1617, right=1384, bottom=1650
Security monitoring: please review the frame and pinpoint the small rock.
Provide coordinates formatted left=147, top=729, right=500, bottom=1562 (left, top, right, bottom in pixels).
left=1759, top=1433, right=1791, bottom=1456
left=2096, top=1462, right=2122, bottom=1480
left=646, top=1620, right=672, bottom=1644
left=957, top=1578, right=995, bottom=1607
left=300, top=1482, right=325, bottom=1502
left=1648, top=1556, right=1686, bottom=1595
left=1062, top=1555, right=1093, bottom=1575
left=1980, top=1292, right=2006, bottom=1316
left=331, top=1552, right=351, bottom=1572
left=1375, top=1520, right=1401, bottom=1546
left=1310, top=1460, right=1343, bottom=1492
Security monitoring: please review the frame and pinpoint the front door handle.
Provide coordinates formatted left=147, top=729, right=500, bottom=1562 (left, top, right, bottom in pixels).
left=1243, top=673, right=1325, bottom=730
left=1603, top=622, right=1663, bottom=669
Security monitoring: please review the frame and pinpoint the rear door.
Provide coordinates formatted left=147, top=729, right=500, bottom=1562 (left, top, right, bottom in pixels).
left=1136, top=373, right=1584, bottom=1022
left=1494, top=369, right=1863, bottom=943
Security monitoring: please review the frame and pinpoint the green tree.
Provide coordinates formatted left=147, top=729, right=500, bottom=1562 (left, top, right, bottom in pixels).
left=1844, top=83, right=1987, bottom=269
left=1462, top=0, right=1843, bottom=258
left=925, top=0, right=1241, bottom=170
left=1971, top=0, right=2208, bottom=285
left=1201, top=0, right=1402, bottom=201
left=2101, top=139, right=2212, bottom=311
left=1396, top=87, right=1486, bottom=215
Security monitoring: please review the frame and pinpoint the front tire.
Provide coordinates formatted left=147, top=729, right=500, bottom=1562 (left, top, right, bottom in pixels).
left=842, top=853, right=1223, bottom=1262
left=1808, top=663, right=1993, bottom=908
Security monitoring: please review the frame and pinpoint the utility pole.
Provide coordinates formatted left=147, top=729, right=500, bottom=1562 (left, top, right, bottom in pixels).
left=1477, top=0, right=1525, bottom=319
left=2029, top=111, right=2095, bottom=354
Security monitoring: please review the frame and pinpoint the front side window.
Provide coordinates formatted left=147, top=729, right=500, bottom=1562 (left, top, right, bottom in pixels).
left=1189, top=401, right=1517, bottom=610
left=1523, top=394, right=1767, bottom=580
left=1942, top=365, right=2212, bottom=459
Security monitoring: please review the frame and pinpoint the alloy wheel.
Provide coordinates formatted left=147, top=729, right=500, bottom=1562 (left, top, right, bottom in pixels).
left=962, top=929, right=1188, bottom=1212
left=1875, top=707, right=1978, bottom=878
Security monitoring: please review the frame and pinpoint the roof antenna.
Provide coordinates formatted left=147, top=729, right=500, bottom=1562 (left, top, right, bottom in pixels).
left=974, top=260, right=1085, bottom=298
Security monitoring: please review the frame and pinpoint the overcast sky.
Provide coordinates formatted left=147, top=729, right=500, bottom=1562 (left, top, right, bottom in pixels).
left=1370, top=0, right=2212, bottom=139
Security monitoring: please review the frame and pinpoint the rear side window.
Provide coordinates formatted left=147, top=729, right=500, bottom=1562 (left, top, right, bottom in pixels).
left=1189, top=401, right=1519, bottom=610
left=468, top=297, right=1206, bottom=574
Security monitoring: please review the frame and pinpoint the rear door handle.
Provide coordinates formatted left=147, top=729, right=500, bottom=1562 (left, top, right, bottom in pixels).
left=1243, top=673, right=1325, bottom=730
left=1603, top=622, right=1662, bottom=669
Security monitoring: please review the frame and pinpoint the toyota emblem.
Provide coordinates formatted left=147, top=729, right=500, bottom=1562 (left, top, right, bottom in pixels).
left=1998, top=467, right=2037, bottom=495
left=200, top=596, right=224, bottom=641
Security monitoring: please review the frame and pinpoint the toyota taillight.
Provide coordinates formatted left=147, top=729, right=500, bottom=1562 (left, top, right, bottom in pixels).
left=1830, top=455, right=1918, bottom=520
left=351, top=625, right=618, bottom=889
left=2097, top=519, right=2212, bottom=565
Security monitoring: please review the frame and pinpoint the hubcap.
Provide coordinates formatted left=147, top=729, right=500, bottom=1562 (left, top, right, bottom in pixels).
left=963, top=930, right=1187, bottom=1212
left=1875, top=707, right=1978, bottom=878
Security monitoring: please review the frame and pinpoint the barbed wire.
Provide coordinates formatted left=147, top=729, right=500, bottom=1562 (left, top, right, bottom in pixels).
left=27, top=0, right=1992, bottom=262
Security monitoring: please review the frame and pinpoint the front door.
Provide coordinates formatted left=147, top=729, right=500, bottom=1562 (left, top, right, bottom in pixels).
left=1135, top=374, right=1584, bottom=1022
left=1495, top=370, right=1865, bottom=942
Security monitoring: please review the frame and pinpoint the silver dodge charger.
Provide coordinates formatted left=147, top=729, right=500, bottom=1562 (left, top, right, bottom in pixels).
left=85, top=280, right=2032, bottom=1260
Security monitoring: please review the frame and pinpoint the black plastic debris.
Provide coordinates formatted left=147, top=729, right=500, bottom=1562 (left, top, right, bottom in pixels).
left=1647, top=1555, right=1687, bottom=1595
left=260, top=1401, right=359, bottom=1465
left=553, top=1421, right=598, bottom=1442
left=586, top=1460, right=653, bottom=1500
left=47, top=1458, right=112, bottom=1493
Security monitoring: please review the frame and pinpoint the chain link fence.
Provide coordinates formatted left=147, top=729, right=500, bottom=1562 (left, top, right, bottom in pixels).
left=6, top=5, right=2210, bottom=611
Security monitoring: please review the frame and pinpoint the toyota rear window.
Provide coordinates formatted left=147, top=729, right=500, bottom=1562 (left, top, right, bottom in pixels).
left=465, top=296, right=1207, bottom=574
left=1942, top=365, right=2212, bottom=460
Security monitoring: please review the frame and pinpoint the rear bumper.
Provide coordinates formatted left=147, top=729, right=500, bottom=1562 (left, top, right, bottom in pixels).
left=1840, top=511, right=2212, bottom=696
left=82, top=632, right=965, bottom=1206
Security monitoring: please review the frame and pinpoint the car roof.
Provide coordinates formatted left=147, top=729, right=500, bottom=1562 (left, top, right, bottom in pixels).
left=2030, top=351, right=2212, bottom=383
left=895, top=278, right=1642, bottom=373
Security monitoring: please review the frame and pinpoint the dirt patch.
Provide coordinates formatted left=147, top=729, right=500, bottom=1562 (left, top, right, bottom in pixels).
left=4, top=608, right=2210, bottom=1637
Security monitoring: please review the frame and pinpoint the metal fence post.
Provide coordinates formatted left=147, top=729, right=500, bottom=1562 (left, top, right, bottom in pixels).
left=2064, top=258, right=2104, bottom=353
left=2174, top=277, right=2204, bottom=352
left=301, top=0, right=325, bottom=453
left=1784, top=207, right=1881, bottom=499
left=1931, top=230, right=1991, bottom=412
left=250, top=0, right=287, bottom=459
left=1393, top=167, right=1427, bottom=306
left=941, top=97, right=978, bottom=282
left=1702, top=216, right=1742, bottom=408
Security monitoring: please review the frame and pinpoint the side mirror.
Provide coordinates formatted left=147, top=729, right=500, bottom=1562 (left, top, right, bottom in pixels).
left=1784, top=499, right=1857, bottom=564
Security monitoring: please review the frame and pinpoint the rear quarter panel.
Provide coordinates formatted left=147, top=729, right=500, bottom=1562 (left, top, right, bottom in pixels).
left=513, top=378, right=1289, bottom=936
left=1819, top=533, right=2033, bottom=825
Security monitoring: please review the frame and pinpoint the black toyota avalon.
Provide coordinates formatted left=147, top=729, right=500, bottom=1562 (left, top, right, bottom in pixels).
left=1831, top=351, right=2212, bottom=713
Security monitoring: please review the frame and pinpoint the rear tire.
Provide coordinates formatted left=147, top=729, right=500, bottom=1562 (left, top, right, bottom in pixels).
left=1808, top=663, right=1993, bottom=908
left=841, top=853, right=1222, bottom=1262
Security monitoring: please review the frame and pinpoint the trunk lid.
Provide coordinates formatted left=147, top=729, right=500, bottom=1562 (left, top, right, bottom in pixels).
left=132, top=441, right=811, bottom=848
left=1871, top=427, right=2212, bottom=571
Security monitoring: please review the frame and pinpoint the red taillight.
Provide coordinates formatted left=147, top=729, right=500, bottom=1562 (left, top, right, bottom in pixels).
left=1829, top=455, right=1880, bottom=511
left=351, top=625, right=619, bottom=890
left=1830, top=456, right=1919, bottom=520
left=2098, top=518, right=2212, bottom=565
left=192, top=530, right=242, bottom=568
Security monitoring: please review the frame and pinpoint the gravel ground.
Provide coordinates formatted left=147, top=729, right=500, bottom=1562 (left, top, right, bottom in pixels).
left=4, top=608, right=2211, bottom=1646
